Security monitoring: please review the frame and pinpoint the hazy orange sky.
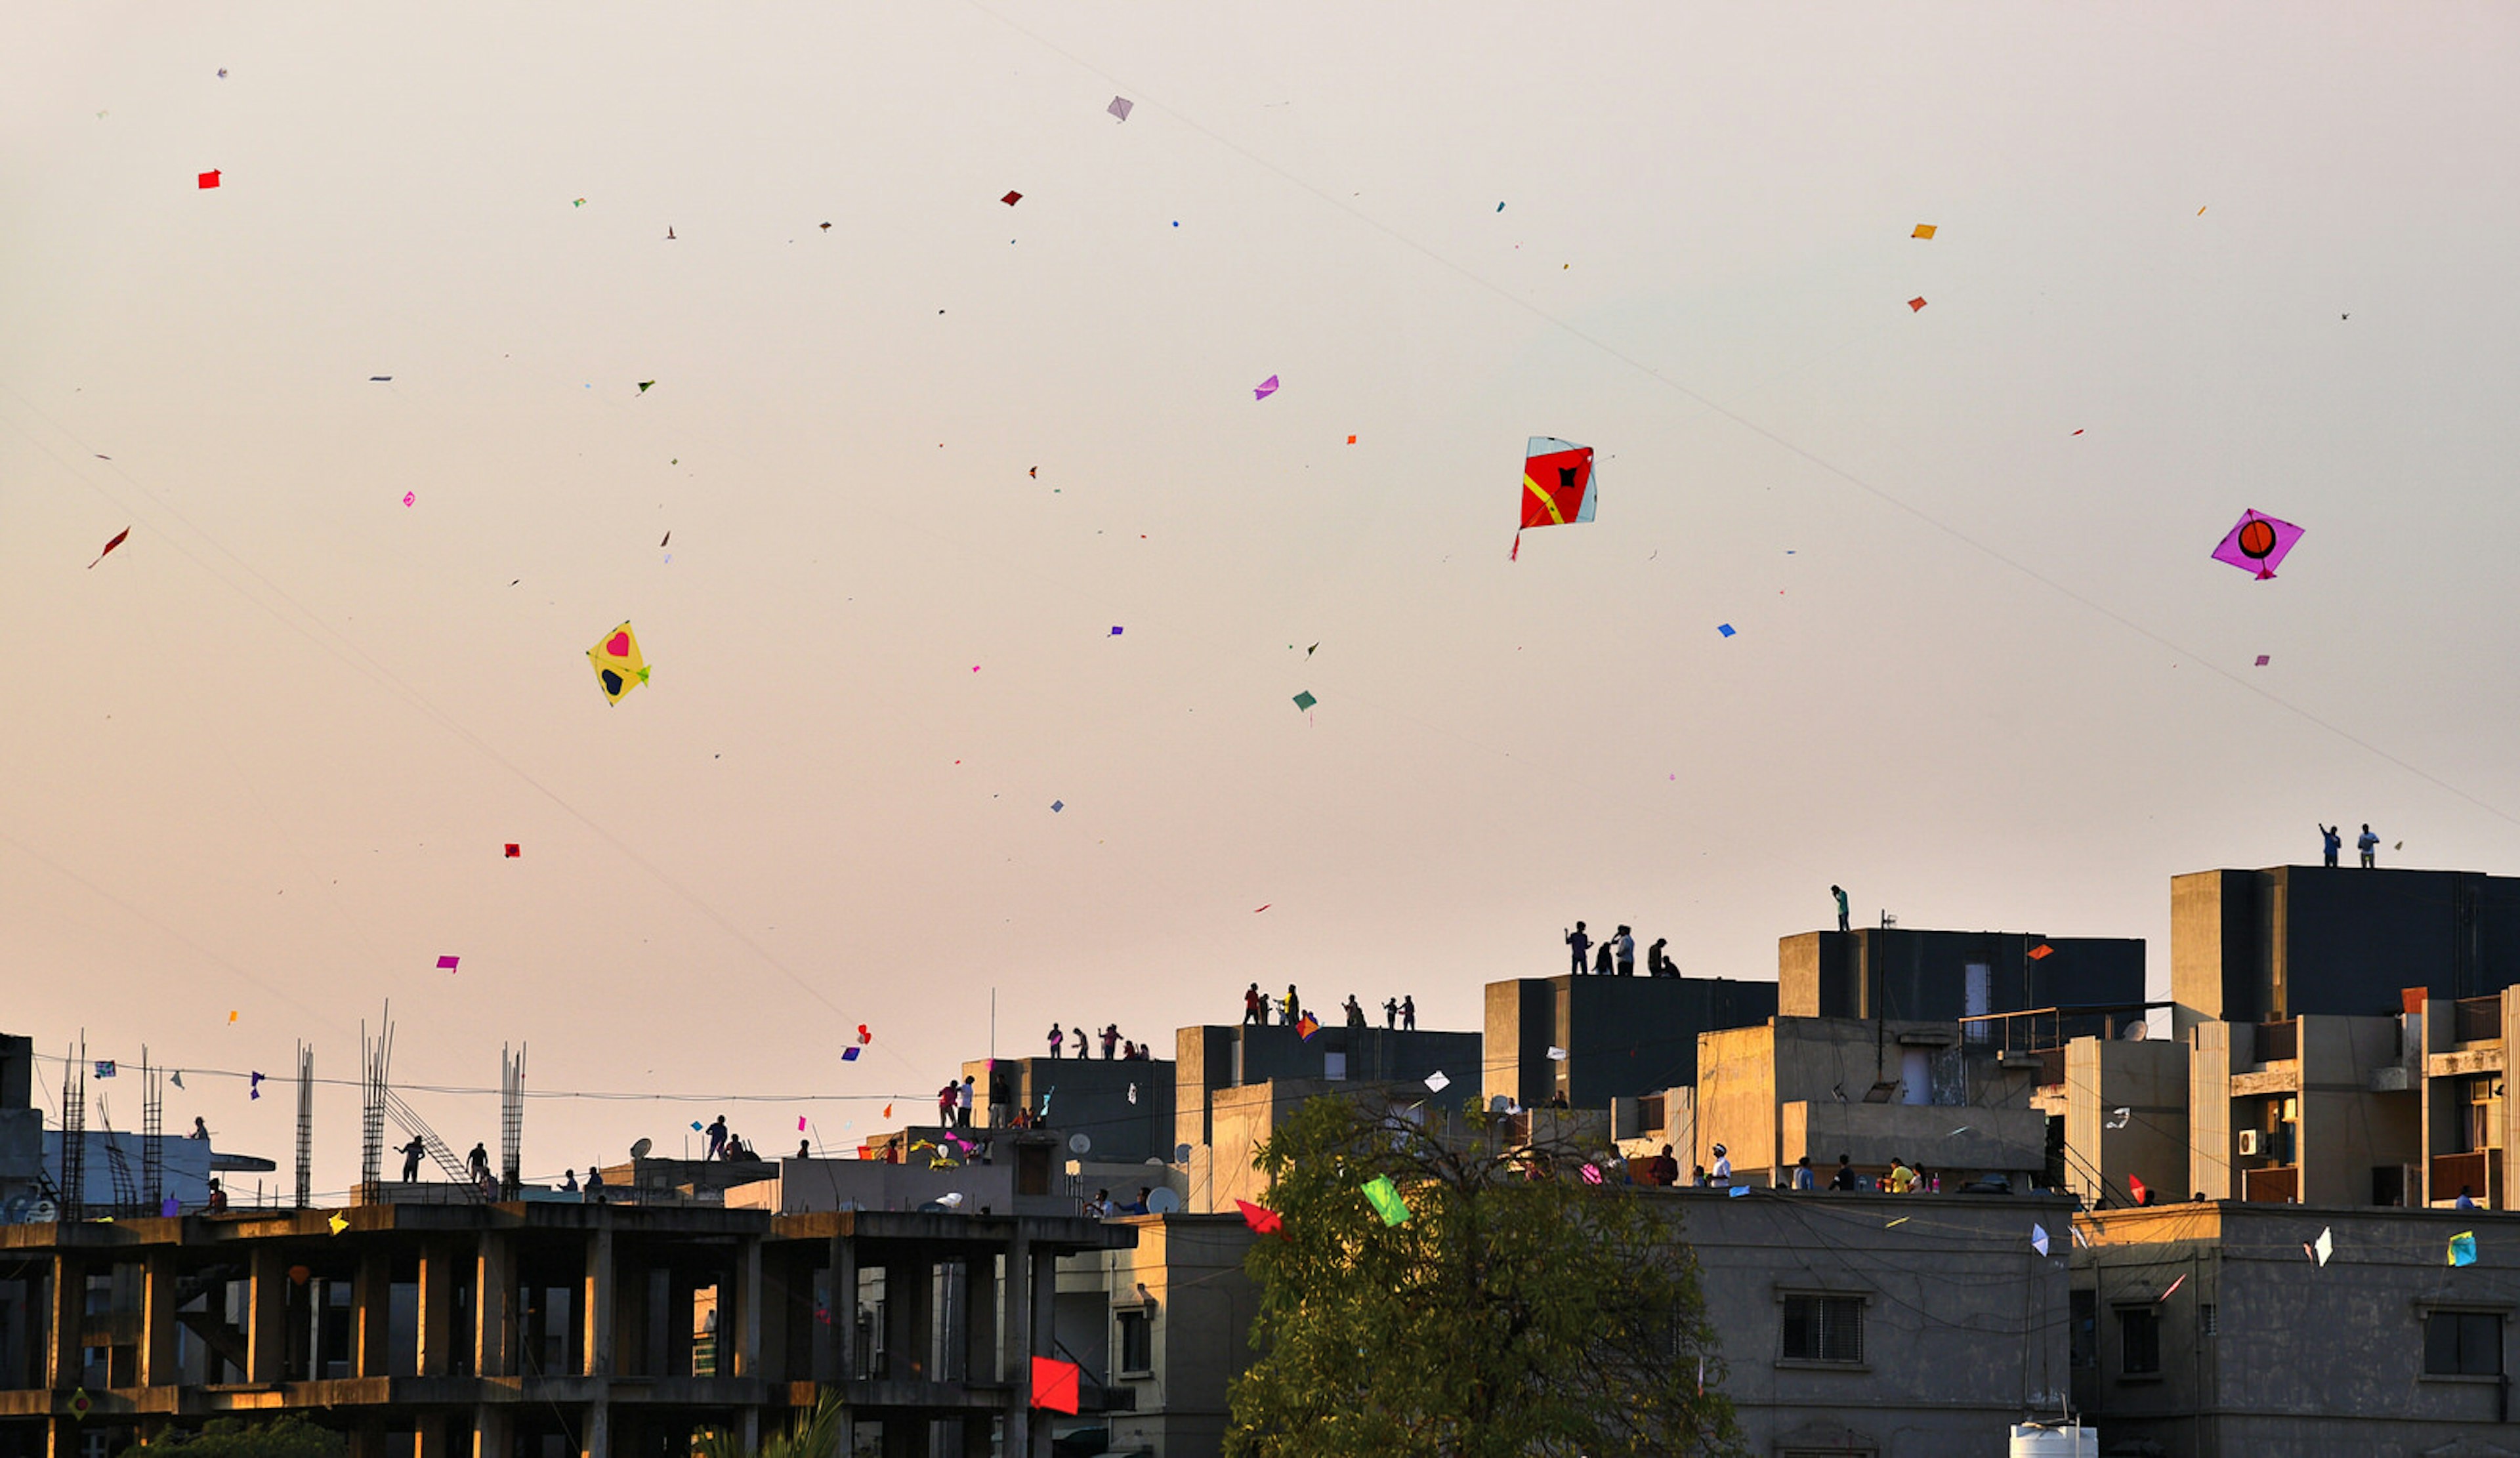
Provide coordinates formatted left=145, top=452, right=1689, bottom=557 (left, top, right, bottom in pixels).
left=10, top=5, right=2520, bottom=1196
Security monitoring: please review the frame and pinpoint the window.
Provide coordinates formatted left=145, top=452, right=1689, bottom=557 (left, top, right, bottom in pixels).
left=2068, top=1291, right=2097, bottom=1369
left=2200, top=1303, right=2217, bottom=1337
left=2426, top=1311, right=2502, bottom=1377
left=1780, top=1295, right=1864, bottom=1364
left=1116, top=1308, right=1152, bottom=1375
left=2117, top=1306, right=2160, bottom=1377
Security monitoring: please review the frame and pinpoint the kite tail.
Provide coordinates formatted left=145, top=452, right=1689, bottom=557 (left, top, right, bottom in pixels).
left=1510, top=528, right=1522, bottom=562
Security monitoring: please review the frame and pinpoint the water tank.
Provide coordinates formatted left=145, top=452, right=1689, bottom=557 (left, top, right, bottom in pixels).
left=2009, top=1423, right=2097, bottom=1456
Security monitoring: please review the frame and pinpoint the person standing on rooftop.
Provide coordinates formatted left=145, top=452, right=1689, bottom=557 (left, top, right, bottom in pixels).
left=1401, top=995, right=1416, bottom=1031
left=1832, top=885, right=1850, bottom=933
left=2319, top=823, right=2342, bottom=867
left=2359, top=823, right=2380, bottom=868
left=1566, top=922, right=1590, bottom=975
left=1383, top=996, right=1399, bottom=1029
left=1048, top=1022, right=1064, bottom=1058
left=1344, top=995, right=1367, bottom=1028
left=1284, top=984, right=1300, bottom=1026
left=1614, top=926, right=1636, bottom=976
left=1243, top=984, right=1265, bottom=1026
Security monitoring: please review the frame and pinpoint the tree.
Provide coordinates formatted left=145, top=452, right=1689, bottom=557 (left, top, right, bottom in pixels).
left=118, top=1415, right=347, bottom=1458
left=695, top=1394, right=845, bottom=1458
left=1225, top=1094, right=1742, bottom=1458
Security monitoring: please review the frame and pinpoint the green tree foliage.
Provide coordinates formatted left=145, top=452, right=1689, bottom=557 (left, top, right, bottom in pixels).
left=119, top=1415, right=347, bottom=1458
left=694, top=1392, right=844, bottom=1458
left=1225, top=1094, right=1742, bottom=1458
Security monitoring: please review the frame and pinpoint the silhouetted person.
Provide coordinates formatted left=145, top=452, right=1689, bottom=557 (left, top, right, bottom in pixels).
left=1101, top=1024, right=1120, bottom=1060
left=1072, top=1026, right=1087, bottom=1058
left=467, top=1142, right=491, bottom=1183
left=706, top=1115, right=728, bottom=1160
left=1830, top=1154, right=1857, bottom=1191
left=2319, top=823, right=2341, bottom=867
left=2359, top=823, right=2380, bottom=869
left=1832, top=885, right=1849, bottom=933
left=1284, top=984, right=1300, bottom=1026
left=562, top=1169, right=578, bottom=1192
left=1243, top=984, right=1265, bottom=1026
left=1593, top=940, right=1614, bottom=976
left=797, top=1139, right=811, bottom=1159
left=1647, top=938, right=1675, bottom=977
left=399, top=1136, right=426, bottom=1182
left=190, top=1117, right=211, bottom=1141
left=1048, top=1022, right=1064, bottom=1058
left=585, top=1165, right=606, bottom=1202
left=1383, top=996, right=1399, bottom=1029
left=1401, top=995, right=1416, bottom=1031
left=990, top=1071, right=1011, bottom=1126
left=1566, top=922, right=1590, bottom=974
left=957, top=1075, right=975, bottom=1129
left=205, top=1178, right=227, bottom=1212
left=1614, top=925, right=1636, bottom=976
left=1344, top=995, right=1367, bottom=1028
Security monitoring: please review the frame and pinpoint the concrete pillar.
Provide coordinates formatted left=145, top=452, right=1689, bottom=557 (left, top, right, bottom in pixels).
left=417, top=1414, right=452, bottom=1458
left=471, top=1404, right=511, bottom=1458
left=1026, top=1248, right=1055, bottom=1458
left=348, top=1417, right=387, bottom=1458
left=581, top=1401, right=609, bottom=1458
left=963, top=1255, right=997, bottom=1387
left=45, top=1255, right=84, bottom=1390
left=354, top=1247, right=392, bottom=1378
left=1001, top=1236, right=1030, bottom=1457
left=824, top=1234, right=857, bottom=1384
left=583, top=1226, right=616, bottom=1375
left=419, top=1238, right=459, bottom=1377
left=732, top=1238, right=761, bottom=1379
left=886, top=1252, right=932, bottom=1382
left=247, top=1246, right=290, bottom=1383
left=141, top=1251, right=182, bottom=1388
left=475, top=1231, right=514, bottom=1379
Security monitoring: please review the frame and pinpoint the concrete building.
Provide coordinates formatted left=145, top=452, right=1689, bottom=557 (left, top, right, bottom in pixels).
left=966, top=1058, right=1175, bottom=1166
left=2418, top=986, right=2518, bottom=1211
left=2189, top=1013, right=2419, bottom=1206
left=1053, top=1215, right=1258, bottom=1458
left=1694, top=1016, right=2050, bottom=1191
left=2074, top=1202, right=2520, bottom=1455
left=0, top=1039, right=37, bottom=1218
left=1482, top=975, right=1774, bottom=1112
left=1680, top=1186, right=2075, bottom=1455
left=2049, top=1034, right=2192, bottom=1211
left=1173, top=1024, right=1475, bottom=1170
left=0, top=1193, right=1131, bottom=1458
left=1780, top=927, right=2144, bottom=1025
left=2172, top=865, right=2520, bottom=1035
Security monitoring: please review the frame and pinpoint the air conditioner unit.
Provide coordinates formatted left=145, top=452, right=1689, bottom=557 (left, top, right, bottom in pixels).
left=2236, top=1130, right=2265, bottom=1156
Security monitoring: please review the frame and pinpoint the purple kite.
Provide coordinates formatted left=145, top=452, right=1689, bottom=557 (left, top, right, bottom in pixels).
left=1253, top=375, right=1280, bottom=400
left=2211, top=509, right=2303, bottom=581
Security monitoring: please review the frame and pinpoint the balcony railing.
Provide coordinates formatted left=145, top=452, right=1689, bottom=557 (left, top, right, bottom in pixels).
left=2255, top=1020, right=2298, bottom=1064
left=1955, top=1003, right=2175, bottom=1067
left=2433, top=1150, right=2496, bottom=1207
left=2456, top=995, right=2505, bottom=1045
left=2241, top=1165, right=2300, bottom=1203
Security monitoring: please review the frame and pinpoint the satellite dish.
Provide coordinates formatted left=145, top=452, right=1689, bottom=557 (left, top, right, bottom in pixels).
left=630, top=1137, right=654, bottom=1159
left=2, top=1195, right=28, bottom=1224
left=1145, top=1188, right=1182, bottom=1215
left=1488, top=1094, right=1513, bottom=1114
left=2122, top=1022, right=2149, bottom=1041
left=1068, top=1133, right=1091, bottom=1154
left=30, top=1199, right=56, bottom=1224
left=1173, top=1142, right=1193, bottom=1164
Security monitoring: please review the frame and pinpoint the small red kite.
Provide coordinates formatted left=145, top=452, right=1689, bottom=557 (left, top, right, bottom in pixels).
left=198, top=170, right=220, bottom=189
left=1512, top=438, right=1595, bottom=560
left=1030, top=1356, right=1081, bottom=1413
left=89, top=527, right=131, bottom=568
left=1236, top=1199, right=1284, bottom=1237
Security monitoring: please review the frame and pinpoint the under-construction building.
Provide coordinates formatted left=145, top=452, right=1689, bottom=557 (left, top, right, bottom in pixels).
left=0, top=1196, right=1131, bottom=1458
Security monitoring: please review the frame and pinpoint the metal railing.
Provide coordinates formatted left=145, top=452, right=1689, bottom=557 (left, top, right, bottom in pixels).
left=1954, top=1003, right=2175, bottom=1068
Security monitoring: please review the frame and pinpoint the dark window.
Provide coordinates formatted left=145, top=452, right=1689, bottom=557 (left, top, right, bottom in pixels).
left=1780, top=1295, right=1864, bottom=1364
left=2426, top=1312, right=2502, bottom=1376
left=2200, top=1303, right=2217, bottom=1337
left=2069, top=1291, right=2097, bottom=1368
left=2118, top=1306, right=2160, bottom=1377
left=1117, top=1308, right=1152, bottom=1375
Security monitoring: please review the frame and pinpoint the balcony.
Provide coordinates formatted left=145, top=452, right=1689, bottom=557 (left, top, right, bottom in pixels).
left=2432, top=1150, right=2500, bottom=1208
left=2456, top=996, right=2506, bottom=1045
left=2241, top=1165, right=2300, bottom=1203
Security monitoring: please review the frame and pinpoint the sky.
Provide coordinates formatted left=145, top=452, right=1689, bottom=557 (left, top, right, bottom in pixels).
left=9, top=5, right=2520, bottom=1198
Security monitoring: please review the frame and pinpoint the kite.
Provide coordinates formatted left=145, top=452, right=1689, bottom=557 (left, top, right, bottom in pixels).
left=1885, top=1216, right=1910, bottom=1228
left=1296, top=1014, right=1320, bottom=1041
left=1580, top=1163, right=1603, bottom=1185
left=1728, top=1186, right=1748, bottom=1198
left=2031, top=1224, right=2050, bottom=1256
left=2311, top=1226, right=2334, bottom=1266
left=88, top=528, right=131, bottom=568
left=249, top=1072, right=264, bottom=1100
left=2212, top=509, right=2303, bottom=580
left=1512, top=437, right=1596, bottom=560
left=2029, top=944, right=2054, bottom=959
left=2128, top=1175, right=2149, bottom=1205
left=327, top=1213, right=349, bottom=1235
left=1108, top=96, right=1133, bottom=121
left=1253, top=375, right=1280, bottom=400
left=637, top=381, right=654, bottom=393
left=797, top=1117, right=808, bottom=1131
left=588, top=622, right=651, bottom=703
left=1912, top=224, right=1937, bottom=239
left=841, top=1047, right=860, bottom=1061
left=2450, top=1232, right=2479, bottom=1268
left=1361, top=1175, right=1410, bottom=1226
left=1908, top=297, right=1927, bottom=311
left=1051, top=800, right=1064, bottom=812
left=1110, top=626, right=1123, bottom=635
left=370, top=376, right=392, bottom=382
left=198, top=170, right=220, bottom=189
left=1030, top=1356, right=1081, bottom=1413
left=882, top=1103, right=892, bottom=1118
left=504, top=844, right=520, bottom=858
left=436, top=955, right=460, bottom=971
left=573, top=198, right=585, bottom=207
left=403, top=493, right=415, bottom=507
left=2106, top=1108, right=2132, bottom=1129
left=1253, top=904, right=1270, bottom=913
left=94, top=1061, right=116, bottom=1079
left=1001, top=191, right=1022, bottom=206
left=1425, top=1071, right=1450, bottom=1093
left=1717, top=623, right=1736, bottom=638
left=159, top=1196, right=179, bottom=1217
left=169, top=1071, right=183, bottom=1089
left=1235, top=1199, right=1284, bottom=1236
left=1292, top=691, right=1316, bottom=712
left=857, top=1024, right=871, bottom=1043
left=2255, top=654, right=2271, bottom=667
left=1546, top=1046, right=1568, bottom=1062
left=2159, top=1273, right=2188, bottom=1301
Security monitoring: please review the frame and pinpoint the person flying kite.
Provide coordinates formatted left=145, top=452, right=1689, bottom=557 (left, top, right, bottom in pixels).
left=1513, top=437, right=1596, bottom=560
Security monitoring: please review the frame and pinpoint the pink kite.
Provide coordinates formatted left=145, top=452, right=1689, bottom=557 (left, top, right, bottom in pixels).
left=1253, top=375, right=1280, bottom=400
left=2212, top=509, right=2303, bottom=579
